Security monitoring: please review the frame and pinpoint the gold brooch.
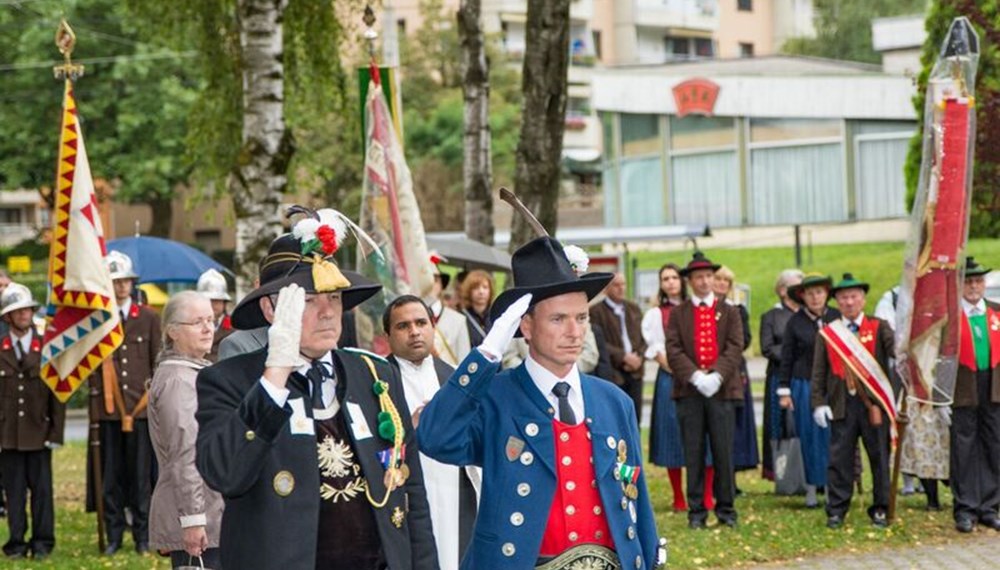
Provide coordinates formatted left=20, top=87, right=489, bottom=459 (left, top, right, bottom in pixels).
left=273, top=470, right=295, bottom=497
left=392, top=507, right=405, bottom=528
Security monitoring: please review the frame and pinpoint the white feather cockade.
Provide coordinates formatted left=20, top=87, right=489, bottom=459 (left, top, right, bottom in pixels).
left=563, top=244, right=589, bottom=276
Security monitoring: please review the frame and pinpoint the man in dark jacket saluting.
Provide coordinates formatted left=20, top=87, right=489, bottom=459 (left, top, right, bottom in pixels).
left=195, top=208, right=438, bottom=570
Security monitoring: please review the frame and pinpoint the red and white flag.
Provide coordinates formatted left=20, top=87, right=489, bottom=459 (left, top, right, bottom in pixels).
left=41, top=81, right=123, bottom=402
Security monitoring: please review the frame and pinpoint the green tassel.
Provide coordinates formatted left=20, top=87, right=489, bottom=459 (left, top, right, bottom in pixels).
left=372, top=381, right=387, bottom=396
left=378, top=420, right=395, bottom=441
left=378, top=411, right=391, bottom=424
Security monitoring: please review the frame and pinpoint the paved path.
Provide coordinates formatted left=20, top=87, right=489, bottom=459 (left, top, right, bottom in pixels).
left=747, top=535, right=1000, bottom=569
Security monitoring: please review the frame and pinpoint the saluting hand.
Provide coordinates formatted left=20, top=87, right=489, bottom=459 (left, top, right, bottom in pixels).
left=264, top=284, right=307, bottom=389
left=479, top=293, right=533, bottom=361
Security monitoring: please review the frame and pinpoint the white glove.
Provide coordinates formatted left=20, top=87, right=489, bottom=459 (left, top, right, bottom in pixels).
left=44, top=441, right=61, bottom=450
left=813, top=405, right=833, bottom=429
left=479, top=293, right=533, bottom=360
left=937, top=405, right=952, bottom=427
left=266, top=284, right=307, bottom=369
left=690, top=370, right=708, bottom=395
left=704, top=372, right=723, bottom=397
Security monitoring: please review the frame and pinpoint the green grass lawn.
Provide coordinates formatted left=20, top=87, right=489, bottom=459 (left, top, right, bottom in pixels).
left=2, top=442, right=169, bottom=569
left=632, top=238, right=1000, bottom=356
left=4, top=438, right=986, bottom=569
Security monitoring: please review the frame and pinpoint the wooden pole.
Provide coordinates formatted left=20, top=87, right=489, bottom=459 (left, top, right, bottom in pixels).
left=88, top=380, right=107, bottom=553
left=888, top=396, right=910, bottom=523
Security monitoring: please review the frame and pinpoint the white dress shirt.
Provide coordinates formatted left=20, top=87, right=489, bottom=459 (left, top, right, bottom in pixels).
left=962, top=297, right=986, bottom=317
left=9, top=329, right=31, bottom=359
left=259, top=351, right=337, bottom=413
left=690, top=292, right=716, bottom=307
left=397, top=356, right=440, bottom=413
left=118, top=297, right=132, bottom=321
left=525, top=354, right=584, bottom=425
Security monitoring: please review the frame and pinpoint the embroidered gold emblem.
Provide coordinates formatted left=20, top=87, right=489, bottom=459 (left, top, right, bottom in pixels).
left=318, top=435, right=355, bottom=478
left=320, top=478, right=367, bottom=503
left=391, top=507, right=405, bottom=528
left=317, top=434, right=367, bottom=503
left=273, top=471, right=295, bottom=497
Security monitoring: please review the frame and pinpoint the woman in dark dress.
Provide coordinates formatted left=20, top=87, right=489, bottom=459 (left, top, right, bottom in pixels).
left=714, top=266, right=759, bottom=478
left=778, top=273, right=840, bottom=507
left=641, top=263, right=689, bottom=510
left=758, top=269, right=803, bottom=481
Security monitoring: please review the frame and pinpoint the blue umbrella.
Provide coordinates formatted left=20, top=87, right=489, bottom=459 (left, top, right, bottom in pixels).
left=107, top=236, right=233, bottom=284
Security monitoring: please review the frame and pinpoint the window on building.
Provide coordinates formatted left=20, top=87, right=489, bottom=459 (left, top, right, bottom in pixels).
left=670, top=116, right=737, bottom=151
left=738, top=0, right=752, bottom=11
left=0, top=208, right=21, bottom=225
left=620, top=114, right=661, bottom=156
left=397, top=18, right=406, bottom=35
left=694, top=38, right=714, bottom=58
left=592, top=30, right=602, bottom=61
left=195, top=229, right=222, bottom=253
left=665, top=36, right=689, bottom=60
left=739, top=42, right=754, bottom=57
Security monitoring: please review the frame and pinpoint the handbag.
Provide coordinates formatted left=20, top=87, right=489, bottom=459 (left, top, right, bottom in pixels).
left=772, top=408, right=807, bottom=496
left=176, top=555, right=210, bottom=570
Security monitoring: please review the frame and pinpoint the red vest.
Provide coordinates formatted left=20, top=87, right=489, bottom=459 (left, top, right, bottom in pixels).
left=539, top=421, right=614, bottom=557
left=693, top=301, right=718, bottom=370
left=959, top=307, right=1000, bottom=371
left=825, top=316, right=878, bottom=379
left=658, top=304, right=674, bottom=334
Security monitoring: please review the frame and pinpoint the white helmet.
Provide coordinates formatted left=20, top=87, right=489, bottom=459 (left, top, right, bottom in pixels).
left=106, top=251, right=139, bottom=280
left=0, top=283, right=39, bottom=317
left=197, top=269, right=231, bottom=301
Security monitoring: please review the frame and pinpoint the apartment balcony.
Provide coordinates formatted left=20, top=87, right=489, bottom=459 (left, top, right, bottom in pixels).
left=562, top=114, right=602, bottom=162
left=632, top=0, right=719, bottom=32
left=488, top=0, right=593, bottom=21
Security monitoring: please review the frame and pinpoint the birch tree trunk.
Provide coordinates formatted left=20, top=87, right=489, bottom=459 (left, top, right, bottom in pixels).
left=509, top=0, right=571, bottom=251
left=458, top=0, right=494, bottom=245
left=231, top=0, right=293, bottom=295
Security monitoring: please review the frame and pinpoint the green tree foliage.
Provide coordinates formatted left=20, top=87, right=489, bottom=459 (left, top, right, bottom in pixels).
left=0, top=0, right=199, bottom=236
left=397, top=0, right=521, bottom=231
left=125, top=0, right=358, bottom=204
left=904, top=1, right=1000, bottom=237
left=782, top=0, right=927, bottom=63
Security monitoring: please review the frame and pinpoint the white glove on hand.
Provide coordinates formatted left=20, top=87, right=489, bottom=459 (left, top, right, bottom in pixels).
left=479, top=293, right=533, bottom=361
left=690, top=370, right=708, bottom=395
left=704, top=372, right=723, bottom=398
left=937, top=405, right=952, bottom=427
left=44, top=441, right=61, bottom=450
left=813, top=405, right=833, bottom=429
left=266, top=284, right=307, bottom=369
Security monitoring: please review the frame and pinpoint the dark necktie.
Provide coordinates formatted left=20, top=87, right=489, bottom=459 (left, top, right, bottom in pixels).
left=305, top=360, right=333, bottom=410
left=848, top=322, right=859, bottom=334
left=13, top=341, right=22, bottom=363
left=552, top=381, right=576, bottom=425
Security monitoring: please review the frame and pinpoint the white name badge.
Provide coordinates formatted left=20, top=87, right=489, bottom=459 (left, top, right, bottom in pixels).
left=288, top=398, right=315, bottom=436
left=347, top=402, right=373, bottom=441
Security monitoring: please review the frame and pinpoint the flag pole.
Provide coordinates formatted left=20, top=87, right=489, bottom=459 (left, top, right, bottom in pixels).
left=53, top=20, right=106, bottom=554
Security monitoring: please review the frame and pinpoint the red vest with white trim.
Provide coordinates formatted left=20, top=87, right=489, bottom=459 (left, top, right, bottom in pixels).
left=538, top=421, right=615, bottom=557
left=824, top=316, right=878, bottom=379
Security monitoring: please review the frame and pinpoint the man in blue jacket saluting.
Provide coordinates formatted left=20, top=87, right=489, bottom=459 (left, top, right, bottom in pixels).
left=418, top=236, right=660, bottom=570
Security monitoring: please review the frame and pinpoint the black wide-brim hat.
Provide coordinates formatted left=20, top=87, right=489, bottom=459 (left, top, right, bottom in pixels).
left=680, top=250, right=721, bottom=277
left=830, top=272, right=869, bottom=295
left=231, top=234, right=382, bottom=330
left=489, top=237, right=612, bottom=331
left=964, top=256, right=992, bottom=278
left=787, top=272, right=833, bottom=304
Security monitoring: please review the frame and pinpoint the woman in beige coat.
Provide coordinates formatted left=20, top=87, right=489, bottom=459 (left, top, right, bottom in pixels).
left=148, top=291, right=224, bottom=568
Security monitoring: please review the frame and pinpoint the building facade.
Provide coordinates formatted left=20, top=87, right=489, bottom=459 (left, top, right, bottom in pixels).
left=593, top=56, right=917, bottom=229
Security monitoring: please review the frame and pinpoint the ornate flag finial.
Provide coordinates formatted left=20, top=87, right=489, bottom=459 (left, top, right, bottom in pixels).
left=53, top=19, right=84, bottom=81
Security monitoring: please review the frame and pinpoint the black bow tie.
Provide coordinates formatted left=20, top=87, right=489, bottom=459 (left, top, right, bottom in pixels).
left=304, top=359, right=334, bottom=410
